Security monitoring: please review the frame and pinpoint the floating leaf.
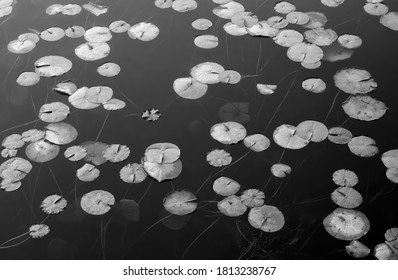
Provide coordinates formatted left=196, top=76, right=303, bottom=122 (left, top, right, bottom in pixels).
left=109, top=20, right=130, bottom=33
left=338, top=34, right=362, bottom=49
left=119, top=163, right=147, bottom=183
left=192, top=18, right=212, bottom=30
left=271, top=163, right=291, bottom=178
left=82, top=2, right=108, bottom=16
left=41, top=194, right=67, bottom=214
left=64, top=145, right=87, bottom=161
left=143, top=159, right=182, bottom=182
left=1, top=179, right=21, bottom=191
left=61, top=4, right=81, bottom=15
left=2, top=134, right=24, bottom=149
left=77, top=163, right=100, bottom=182
left=248, top=205, right=285, bottom=232
left=348, top=136, right=378, bottom=157
left=0, top=157, right=32, bottom=181
left=240, top=189, right=265, bottom=208
left=243, top=134, right=270, bottom=152
left=223, top=22, right=248, bottom=36
left=273, top=29, right=303, bottom=47
left=144, top=143, right=180, bottom=164
left=35, top=56, right=72, bottom=77
left=331, top=187, right=363, bottom=209
left=210, top=121, right=246, bottom=144
left=75, top=42, right=110, bottom=61
left=321, top=0, right=345, bottom=7
left=25, top=140, right=60, bottom=163
left=334, top=68, right=377, bottom=95
left=213, top=176, right=240, bottom=196
left=53, top=81, right=77, bottom=96
left=213, top=1, right=244, bottom=19
left=103, top=144, right=130, bottom=162
left=217, top=195, right=247, bottom=217
left=302, top=78, right=326, bottom=93
left=7, top=39, right=36, bottom=54
left=247, top=21, right=278, bottom=37
left=304, top=28, right=338, bottom=46
left=380, top=12, right=398, bottom=31
left=257, top=84, right=277, bottom=95
left=332, top=169, right=358, bottom=187
left=381, top=150, right=398, bottom=169
left=328, top=127, right=352, bottom=144
left=194, top=34, right=218, bottom=49
left=346, top=240, right=371, bottom=258
left=274, top=1, right=295, bottom=14
left=21, top=129, right=45, bottom=143
left=365, top=3, right=389, bottom=16
left=219, top=70, right=241, bottom=84
left=286, top=11, right=310, bottom=25
left=231, top=11, right=258, bottom=28
left=46, top=4, right=63, bottom=15
left=45, top=123, right=78, bottom=145
left=39, top=102, right=70, bottom=123
left=155, top=0, right=173, bottom=9
left=172, top=0, right=198, bottom=12
left=102, top=98, right=126, bottom=111
left=190, top=62, right=225, bottom=84
left=80, top=190, right=115, bottom=215
left=97, top=62, right=121, bottom=77
left=16, top=72, right=40, bottom=86
left=342, top=95, right=387, bottom=121
left=323, top=208, right=370, bottom=241
left=206, top=149, right=232, bottom=167
left=385, top=228, right=398, bottom=249
left=29, top=224, right=50, bottom=238
left=84, top=26, right=112, bottom=43
left=173, top=77, right=208, bottom=99
left=128, top=22, right=159, bottom=41
left=163, top=190, right=197, bottom=216
left=374, top=243, right=398, bottom=260
left=65, top=25, right=85, bottom=38
left=386, top=167, right=398, bottom=184
left=273, top=124, right=309, bottom=150
left=296, top=120, right=328, bottom=142
left=40, top=27, right=65, bottom=41
left=287, top=42, right=323, bottom=64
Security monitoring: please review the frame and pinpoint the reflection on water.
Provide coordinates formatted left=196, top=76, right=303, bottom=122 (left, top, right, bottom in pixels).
left=0, top=0, right=398, bottom=260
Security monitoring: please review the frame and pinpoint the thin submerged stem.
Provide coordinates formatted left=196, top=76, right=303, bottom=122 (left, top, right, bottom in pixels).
left=95, top=111, right=110, bottom=141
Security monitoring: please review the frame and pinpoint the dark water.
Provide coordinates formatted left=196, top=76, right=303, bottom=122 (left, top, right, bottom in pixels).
left=0, top=0, right=397, bottom=260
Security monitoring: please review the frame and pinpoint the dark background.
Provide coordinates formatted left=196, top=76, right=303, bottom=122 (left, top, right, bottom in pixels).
left=0, top=0, right=397, bottom=259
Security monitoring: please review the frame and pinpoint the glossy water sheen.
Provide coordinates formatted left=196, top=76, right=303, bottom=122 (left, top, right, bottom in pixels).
left=0, top=0, right=397, bottom=260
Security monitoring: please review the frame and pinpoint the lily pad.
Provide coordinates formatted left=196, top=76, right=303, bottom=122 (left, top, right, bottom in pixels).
left=248, top=205, right=285, bottom=232
left=80, top=190, right=115, bottom=215
left=163, top=190, right=197, bottom=216
left=217, top=195, right=247, bottom=217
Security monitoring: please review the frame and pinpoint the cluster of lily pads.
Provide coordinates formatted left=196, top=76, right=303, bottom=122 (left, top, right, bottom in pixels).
left=0, top=0, right=397, bottom=259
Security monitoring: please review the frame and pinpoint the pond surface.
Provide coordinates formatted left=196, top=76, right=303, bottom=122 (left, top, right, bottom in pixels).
left=0, top=0, right=397, bottom=260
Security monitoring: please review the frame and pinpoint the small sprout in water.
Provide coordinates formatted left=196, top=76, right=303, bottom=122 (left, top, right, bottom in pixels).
left=141, top=108, right=161, bottom=121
